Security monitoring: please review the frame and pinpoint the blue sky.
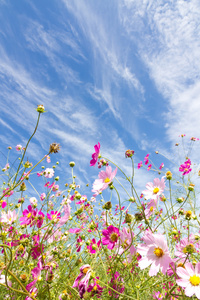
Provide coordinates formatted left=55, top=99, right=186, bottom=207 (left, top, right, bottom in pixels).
left=1, top=0, right=200, bottom=196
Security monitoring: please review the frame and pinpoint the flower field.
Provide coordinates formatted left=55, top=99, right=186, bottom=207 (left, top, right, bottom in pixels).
left=1, top=106, right=200, bottom=299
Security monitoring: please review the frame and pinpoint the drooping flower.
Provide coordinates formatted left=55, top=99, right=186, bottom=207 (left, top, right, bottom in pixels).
left=159, top=163, right=164, bottom=170
left=73, top=265, right=91, bottom=299
left=90, top=142, right=100, bottom=167
left=40, top=193, right=46, bottom=201
left=57, top=204, right=71, bottom=227
left=143, top=178, right=165, bottom=200
left=92, top=165, right=117, bottom=196
left=176, top=262, right=200, bottom=299
left=137, top=161, right=143, bottom=169
left=125, top=149, right=134, bottom=158
left=137, top=232, right=172, bottom=276
left=102, top=225, right=120, bottom=250
left=116, top=227, right=136, bottom=262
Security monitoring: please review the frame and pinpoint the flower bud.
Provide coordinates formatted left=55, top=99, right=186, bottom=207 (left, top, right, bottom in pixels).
left=20, top=182, right=27, bottom=191
left=166, top=171, right=172, bottom=180
left=125, top=150, right=135, bottom=158
left=125, top=213, right=132, bottom=224
left=69, top=161, right=75, bottom=167
left=188, top=183, right=195, bottom=192
left=102, top=201, right=112, bottom=210
left=36, top=104, right=45, bottom=113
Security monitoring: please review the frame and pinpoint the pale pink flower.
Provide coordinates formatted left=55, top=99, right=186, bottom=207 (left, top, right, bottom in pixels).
left=29, top=197, right=38, bottom=206
left=0, top=210, right=17, bottom=225
left=90, top=142, right=100, bottom=167
left=57, top=204, right=71, bottom=227
left=46, top=155, right=51, bottom=163
left=145, top=199, right=157, bottom=219
left=117, top=227, right=136, bottom=262
left=143, top=178, right=165, bottom=200
left=137, top=232, right=172, bottom=276
left=175, top=234, right=196, bottom=258
left=176, top=262, right=200, bottom=299
left=16, top=144, right=22, bottom=151
left=44, top=168, right=54, bottom=178
left=92, top=165, right=117, bottom=196
left=40, top=193, right=46, bottom=201
left=2, top=163, right=10, bottom=171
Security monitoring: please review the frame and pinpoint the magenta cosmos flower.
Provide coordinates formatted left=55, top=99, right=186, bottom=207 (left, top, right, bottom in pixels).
left=90, top=142, right=100, bottom=166
left=143, top=178, right=165, bottom=200
left=179, top=159, right=192, bottom=175
left=137, top=232, right=172, bottom=276
left=176, top=262, right=200, bottom=299
left=92, top=165, right=117, bottom=196
left=102, top=225, right=120, bottom=250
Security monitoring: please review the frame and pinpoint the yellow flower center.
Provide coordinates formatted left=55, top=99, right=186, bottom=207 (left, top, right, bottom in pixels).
left=150, top=206, right=154, bottom=212
left=153, top=187, right=159, bottom=194
left=154, top=247, right=164, bottom=257
left=183, top=244, right=195, bottom=254
left=104, top=177, right=110, bottom=183
left=190, top=275, right=200, bottom=286
left=27, top=213, right=32, bottom=218
left=83, top=267, right=90, bottom=274
left=110, top=232, right=119, bottom=242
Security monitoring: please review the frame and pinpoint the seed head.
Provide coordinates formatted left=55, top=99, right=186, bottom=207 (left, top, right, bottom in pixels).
left=49, top=143, right=60, bottom=154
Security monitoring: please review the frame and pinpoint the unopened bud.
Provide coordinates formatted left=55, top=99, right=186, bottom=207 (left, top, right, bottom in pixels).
left=36, top=104, right=45, bottom=113
left=166, top=171, right=172, bottom=180
left=102, top=201, right=112, bottom=210
left=69, top=161, right=75, bottom=167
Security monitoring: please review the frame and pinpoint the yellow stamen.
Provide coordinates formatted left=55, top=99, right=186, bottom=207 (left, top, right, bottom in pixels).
left=190, top=275, right=200, bottom=286
left=150, top=206, right=154, bottom=212
left=27, top=213, right=32, bottom=218
left=154, top=247, right=164, bottom=257
left=104, top=177, right=110, bottom=183
left=83, top=267, right=90, bottom=274
left=110, top=232, right=119, bottom=242
left=153, top=187, right=159, bottom=194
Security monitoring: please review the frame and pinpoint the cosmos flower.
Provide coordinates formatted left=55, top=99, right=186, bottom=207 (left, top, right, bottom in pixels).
left=102, top=225, right=120, bottom=250
left=176, top=262, right=200, bottom=299
left=92, top=165, right=117, bottom=196
left=179, top=159, right=192, bottom=176
left=143, top=178, right=165, bottom=200
left=90, top=142, right=100, bottom=167
left=43, top=168, right=54, bottom=178
left=137, top=232, right=172, bottom=276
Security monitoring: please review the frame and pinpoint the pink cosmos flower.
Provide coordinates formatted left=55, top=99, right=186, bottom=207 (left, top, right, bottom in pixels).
left=137, top=232, right=172, bottom=276
left=145, top=199, right=157, bottom=219
left=16, top=144, right=22, bottom=151
left=159, top=163, right=164, bottom=170
left=109, top=272, right=124, bottom=298
left=152, top=291, right=163, bottom=299
left=47, top=211, right=61, bottom=221
left=137, top=161, right=143, bottom=169
left=147, top=164, right=152, bottom=171
left=116, top=227, right=136, bottom=262
left=175, top=234, right=196, bottom=258
left=92, top=165, right=117, bottom=196
left=73, top=264, right=91, bottom=299
left=29, top=197, right=37, bottom=206
left=179, top=159, right=192, bottom=175
left=102, top=225, right=120, bottom=250
left=143, top=178, right=165, bottom=200
left=46, top=155, right=51, bottom=163
left=191, top=137, right=199, bottom=141
left=20, top=205, right=37, bottom=227
left=40, top=193, right=46, bottom=201
left=176, top=262, right=200, bottom=299
left=1, top=201, right=7, bottom=209
left=144, top=154, right=149, bottom=165
left=87, top=238, right=101, bottom=254
left=90, top=142, right=100, bottom=166
left=2, top=163, right=10, bottom=171
left=87, top=277, right=104, bottom=298
left=44, top=168, right=54, bottom=178
left=0, top=210, right=17, bottom=225
left=3, top=187, right=14, bottom=197
left=57, top=204, right=71, bottom=228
